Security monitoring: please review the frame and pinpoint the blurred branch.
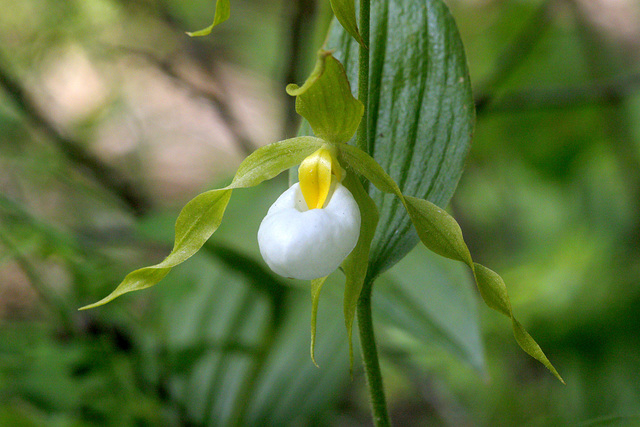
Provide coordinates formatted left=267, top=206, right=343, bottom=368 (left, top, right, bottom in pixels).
left=0, top=58, right=152, bottom=217
left=0, top=226, right=75, bottom=331
left=567, top=0, right=640, bottom=246
left=474, top=0, right=554, bottom=112
left=477, top=72, right=640, bottom=114
left=111, top=0, right=256, bottom=156
left=115, top=45, right=255, bottom=156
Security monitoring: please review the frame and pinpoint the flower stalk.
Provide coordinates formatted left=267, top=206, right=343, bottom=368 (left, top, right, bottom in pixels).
left=354, top=0, right=391, bottom=424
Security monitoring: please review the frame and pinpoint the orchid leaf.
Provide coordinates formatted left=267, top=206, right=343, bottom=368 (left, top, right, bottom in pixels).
left=375, top=245, right=484, bottom=372
left=337, top=143, right=563, bottom=382
left=326, top=0, right=474, bottom=276
left=310, top=276, right=328, bottom=367
left=81, top=137, right=324, bottom=309
left=329, top=0, right=365, bottom=47
left=287, top=51, right=364, bottom=144
left=186, top=0, right=231, bottom=37
left=341, top=170, right=379, bottom=371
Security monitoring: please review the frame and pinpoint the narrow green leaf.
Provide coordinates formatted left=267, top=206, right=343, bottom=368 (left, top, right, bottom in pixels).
left=81, top=137, right=324, bottom=309
left=341, top=171, right=379, bottom=371
left=287, top=51, right=364, bottom=143
left=186, top=0, right=231, bottom=37
left=310, top=276, right=328, bottom=367
left=326, top=0, right=475, bottom=275
left=329, top=0, right=365, bottom=47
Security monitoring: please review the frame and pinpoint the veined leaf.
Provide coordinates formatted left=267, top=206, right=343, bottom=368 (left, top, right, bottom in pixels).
left=186, top=0, right=231, bottom=37
left=375, top=245, right=484, bottom=371
left=287, top=51, right=364, bottom=144
left=341, top=171, right=379, bottom=371
left=326, top=0, right=474, bottom=277
left=80, top=137, right=324, bottom=309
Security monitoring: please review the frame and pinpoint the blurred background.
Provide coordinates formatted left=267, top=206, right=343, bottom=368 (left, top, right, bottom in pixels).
left=1, top=0, right=639, bottom=425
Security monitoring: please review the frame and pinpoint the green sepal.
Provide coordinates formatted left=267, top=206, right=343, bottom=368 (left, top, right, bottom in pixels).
left=329, top=0, right=365, bottom=48
left=80, top=136, right=324, bottom=310
left=341, top=170, right=379, bottom=372
left=186, top=0, right=231, bottom=37
left=336, top=143, right=564, bottom=383
left=310, top=276, right=328, bottom=367
left=287, top=50, right=364, bottom=144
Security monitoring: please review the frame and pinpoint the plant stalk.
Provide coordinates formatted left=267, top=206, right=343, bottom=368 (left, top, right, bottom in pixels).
left=356, top=0, right=390, bottom=424
left=357, top=281, right=391, bottom=427
left=356, top=0, right=370, bottom=156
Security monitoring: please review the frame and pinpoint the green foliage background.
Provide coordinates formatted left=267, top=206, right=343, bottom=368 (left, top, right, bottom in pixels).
left=1, top=0, right=639, bottom=425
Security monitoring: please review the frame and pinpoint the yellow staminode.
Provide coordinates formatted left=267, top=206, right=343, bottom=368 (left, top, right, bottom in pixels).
left=298, top=147, right=342, bottom=210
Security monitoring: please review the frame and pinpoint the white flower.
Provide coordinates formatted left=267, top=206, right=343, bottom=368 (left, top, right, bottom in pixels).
left=258, top=181, right=361, bottom=280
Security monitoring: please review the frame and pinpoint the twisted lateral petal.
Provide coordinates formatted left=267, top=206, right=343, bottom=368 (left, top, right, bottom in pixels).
left=258, top=183, right=360, bottom=280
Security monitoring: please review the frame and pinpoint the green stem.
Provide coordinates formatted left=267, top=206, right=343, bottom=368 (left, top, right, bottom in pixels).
left=0, top=226, right=74, bottom=331
left=356, top=0, right=370, bottom=156
left=356, top=0, right=389, bottom=424
left=357, top=280, right=391, bottom=427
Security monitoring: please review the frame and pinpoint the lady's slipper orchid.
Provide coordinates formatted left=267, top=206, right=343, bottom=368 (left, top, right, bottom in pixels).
left=258, top=148, right=361, bottom=280
left=81, top=49, right=562, bottom=383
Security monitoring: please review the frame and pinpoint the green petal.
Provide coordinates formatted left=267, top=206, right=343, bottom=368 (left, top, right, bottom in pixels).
left=337, top=143, right=563, bottom=383
left=403, top=196, right=472, bottom=266
left=474, top=264, right=564, bottom=383
left=329, top=0, right=365, bottom=48
left=287, top=50, right=364, bottom=144
left=336, top=143, right=401, bottom=196
left=186, top=0, right=231, bottom=37
left=341, top=171, right=379, bottom=372
left=231, top=136, right=325, bottom=188
left=80, top=136, right=324, bottom=309
left=310, top=276, right=328, bottom=367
